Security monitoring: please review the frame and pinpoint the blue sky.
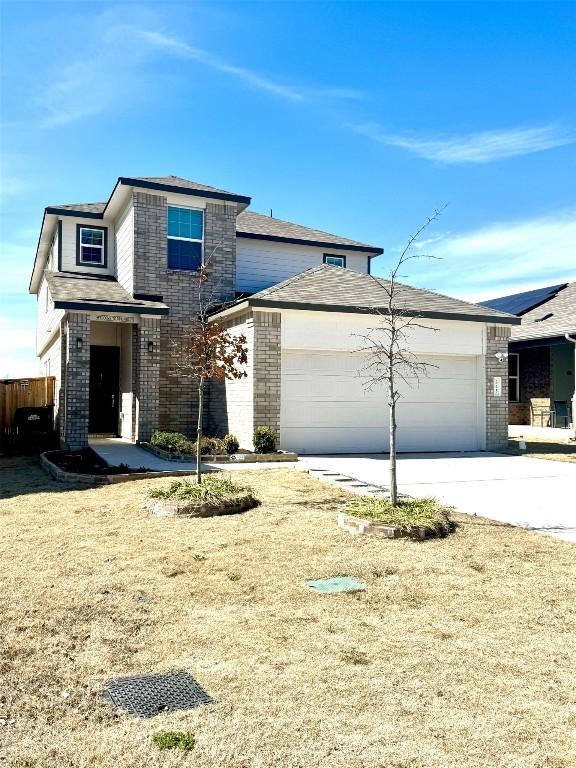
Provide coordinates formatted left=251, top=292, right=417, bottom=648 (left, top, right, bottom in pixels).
left=1, top=0, right=575, bottom=376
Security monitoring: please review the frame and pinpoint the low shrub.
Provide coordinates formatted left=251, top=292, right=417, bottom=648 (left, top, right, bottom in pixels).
left=152, top=731, right=196, bottom=752
left=221, top=433, right=240, bottom=455
left=347, top=496, right=453, bottom=536
left=253, top=426, right=277, bottom=454
left=148, top=474, right=254, bottom=502
left=191, top=435, right=223, bottom=456
left=150, top=431, right=194, bottom=454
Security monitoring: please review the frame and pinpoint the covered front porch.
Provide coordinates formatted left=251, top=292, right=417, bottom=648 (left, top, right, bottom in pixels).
left=59, top=311, right=163, bottom=450
left=508, top=337, right=575, bottom=430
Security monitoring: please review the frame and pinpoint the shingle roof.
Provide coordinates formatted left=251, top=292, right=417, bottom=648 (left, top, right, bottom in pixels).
left=505, top=282, right=576, bottom=341
left=216, top=264, right=520, bottom=324
left=46, top=202, right=106, bottom=215
left=130, top=176, right=246, bottom=197
left=236, top=211, right=383, bottom=253
left=45, top=272, right=169, bottom=315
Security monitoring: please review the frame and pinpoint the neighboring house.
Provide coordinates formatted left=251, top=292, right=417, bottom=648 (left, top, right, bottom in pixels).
left=481, top=283, right=576, bottom=427
left=29, top=175, right=518, bottom=454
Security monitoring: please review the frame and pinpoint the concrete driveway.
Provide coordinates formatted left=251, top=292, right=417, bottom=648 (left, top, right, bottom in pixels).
left=300, top=453, right=576, bottom=543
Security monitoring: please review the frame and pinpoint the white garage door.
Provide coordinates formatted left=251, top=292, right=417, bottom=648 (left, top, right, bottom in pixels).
left=280, top=350, right=484, bottom=454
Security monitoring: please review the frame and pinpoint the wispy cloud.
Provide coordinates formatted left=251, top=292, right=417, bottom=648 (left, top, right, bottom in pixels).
left=403, top=210, right=576, bottom=300
left=134, top=29, right=307, bottom=102
left=351, top=122, right=574, bottom=164
left=37, top=17, right=363, bottom=128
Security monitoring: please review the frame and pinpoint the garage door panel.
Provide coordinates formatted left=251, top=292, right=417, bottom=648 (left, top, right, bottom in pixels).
left=415, top=356, right=477, bottom=379
left=281, top=427, right=388, bottom=454
left=281, top=350, right=483, bottom=454
left=285, top=402, right=388, bottom=429
left=397, top=378, right=477, bottom=403
left=283, top=375, right=380, bottom=402
left=396, top=402, right=477, bottom=428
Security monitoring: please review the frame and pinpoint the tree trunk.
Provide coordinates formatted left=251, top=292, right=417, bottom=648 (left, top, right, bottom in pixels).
left=196, top=377, right=204, bottom=484
left=389, top=377, right=398, bottom=506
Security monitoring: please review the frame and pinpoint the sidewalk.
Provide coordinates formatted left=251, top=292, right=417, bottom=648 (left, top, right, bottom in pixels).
left=89, top=438, right=299, bottom=472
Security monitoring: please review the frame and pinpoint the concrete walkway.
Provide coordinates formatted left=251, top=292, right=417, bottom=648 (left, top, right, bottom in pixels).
left=89, top=438, right=299, bottom=473
left=300, top=452, right=576, bottom=543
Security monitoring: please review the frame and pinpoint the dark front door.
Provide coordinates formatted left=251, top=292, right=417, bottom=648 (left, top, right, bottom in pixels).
left=89, top=346, right=120, bottom=434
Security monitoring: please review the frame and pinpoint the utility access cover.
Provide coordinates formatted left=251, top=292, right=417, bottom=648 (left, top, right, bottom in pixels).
left=103, top=670, right=214, bottom=718
left=307, top=577, right=366, bottom=593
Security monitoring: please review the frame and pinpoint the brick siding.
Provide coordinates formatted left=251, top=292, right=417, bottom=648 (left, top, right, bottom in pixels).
left=61, top=312, right=90, bottom=450
left=208, top=309, right=281, bottom=450
left=132, top=192, right=238, bottom=438
left=485, top=325, right=511, bottom=451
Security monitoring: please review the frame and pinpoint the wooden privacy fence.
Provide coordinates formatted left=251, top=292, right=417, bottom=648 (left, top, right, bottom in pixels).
left=0, top=376, right=56, bottom=432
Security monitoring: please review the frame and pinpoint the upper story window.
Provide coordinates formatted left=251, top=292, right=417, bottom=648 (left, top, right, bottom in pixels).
left=167, top=206, right=203, bottom=270
left=323, top=254, right=346, bottom=268
left=76, top=225, right=107, bottom=268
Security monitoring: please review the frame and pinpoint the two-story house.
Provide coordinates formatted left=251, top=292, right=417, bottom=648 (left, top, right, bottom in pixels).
left=30, top=175, right=519, bottom=454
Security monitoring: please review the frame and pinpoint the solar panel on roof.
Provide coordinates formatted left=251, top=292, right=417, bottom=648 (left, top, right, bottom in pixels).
left=480, top=284, right=566, bottom=316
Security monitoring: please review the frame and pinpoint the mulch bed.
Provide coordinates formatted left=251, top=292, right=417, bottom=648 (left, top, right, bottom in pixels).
left=48, top=448, right=146, bottom=476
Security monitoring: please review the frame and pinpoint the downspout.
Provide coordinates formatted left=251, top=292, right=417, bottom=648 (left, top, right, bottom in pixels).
left=564, top=333, right=576, bottom=441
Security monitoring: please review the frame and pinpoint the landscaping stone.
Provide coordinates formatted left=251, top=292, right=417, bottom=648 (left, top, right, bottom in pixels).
left=40, top=451, right=200, bottom=485
left=146, top=493, right=259, bottom=518
left=338, top=511, right=449, bottom=540
left=141, top=442, right=297, bottom=464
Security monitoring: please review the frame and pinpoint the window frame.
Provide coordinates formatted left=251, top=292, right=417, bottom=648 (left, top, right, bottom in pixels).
left=508, top=352, right=520, bottom=403
left=167, top=205, right=204, bottom=272
left=323, top=253, right=346, bottom=268
left=75, top=224, right=108, bottom=268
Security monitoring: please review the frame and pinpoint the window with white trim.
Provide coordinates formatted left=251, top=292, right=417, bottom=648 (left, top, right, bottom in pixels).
left=167, top=206, right=204, bottom=270
left=78, top=226, right=106, bottom=265
left=323, top=254, right=346, bottom=268
left=508, top=353, right=520, bottom=402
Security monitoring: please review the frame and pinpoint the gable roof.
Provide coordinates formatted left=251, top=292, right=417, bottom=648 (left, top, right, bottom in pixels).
left=236, top=211, right=383, bottom=254
left=45, top=271, right=169, bottom=315
left=211, top=264, right=520, bottom=325
left=45, top=176, right=251, bottom=218
left=117, top=176, right=251, bottom=204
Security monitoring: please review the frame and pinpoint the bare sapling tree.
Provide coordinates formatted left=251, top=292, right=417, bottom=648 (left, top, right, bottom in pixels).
left=169, top=252, right=248, bottom=484
left=356, top=210, right=444, bottom=505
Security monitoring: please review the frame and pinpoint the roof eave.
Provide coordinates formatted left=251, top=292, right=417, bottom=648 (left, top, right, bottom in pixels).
left=245, top=298, right=521, bottom=324
left=53, top=300, right=170, bottom=316
left=236, top=231, right=383, bottom=254
left=29, top=210, right=56, bottom=294
left=118, top=177, right=252, bottom=206
left=44, top=206, right=104, bottom=219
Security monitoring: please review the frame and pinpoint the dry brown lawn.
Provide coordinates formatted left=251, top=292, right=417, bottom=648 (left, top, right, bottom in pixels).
left=1, top=456, right=575, bottom=768
left=507, top=436, right=576, bottom=464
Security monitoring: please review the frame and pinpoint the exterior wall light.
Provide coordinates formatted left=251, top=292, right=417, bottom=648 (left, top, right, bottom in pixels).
left=494, top=351, right=508, bottom=363
left=76, top=337, right=83, bottom=350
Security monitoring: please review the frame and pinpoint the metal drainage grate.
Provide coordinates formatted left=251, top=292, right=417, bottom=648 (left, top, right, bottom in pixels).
left=103, top=670, right=214, bottom=718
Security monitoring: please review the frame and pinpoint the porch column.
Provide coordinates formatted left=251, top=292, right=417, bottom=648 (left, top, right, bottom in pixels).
left=135, top=317, right=161, bottom=442
left=62, top=312, right=90, bottom=450
left=485, top=325, right=511, bottom=451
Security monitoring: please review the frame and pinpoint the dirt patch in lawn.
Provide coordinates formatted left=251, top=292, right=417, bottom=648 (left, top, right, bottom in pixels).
left=507, top=436, right=576, bottom=463
left=1, top=458, right=575, bottom=768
